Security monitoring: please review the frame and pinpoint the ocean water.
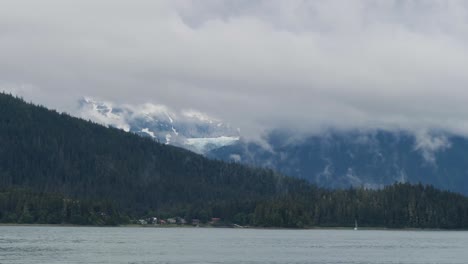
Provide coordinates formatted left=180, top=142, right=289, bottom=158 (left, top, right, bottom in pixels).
left=0, top=226, right=466, bottom=264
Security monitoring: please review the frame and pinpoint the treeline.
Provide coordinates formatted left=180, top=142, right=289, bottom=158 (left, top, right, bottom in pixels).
left=251, top=183, right=468, bottom=229
left=2, top=183, right=467, bottom=229
left=155, top=182, right=468, bottom=229
left=0, top=189, right=125, bottom=225
left=0, top=93, right=468, bottom=229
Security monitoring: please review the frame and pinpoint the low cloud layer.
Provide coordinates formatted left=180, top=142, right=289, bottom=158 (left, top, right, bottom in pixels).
left=2, top=0, right=468, bottom=138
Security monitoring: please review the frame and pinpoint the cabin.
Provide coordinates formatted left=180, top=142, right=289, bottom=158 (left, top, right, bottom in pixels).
left=149, top=217, right=158, bottom=225
left=210, top=218, right=221, bottom=224
left=176, top=217, right=187, bottom=225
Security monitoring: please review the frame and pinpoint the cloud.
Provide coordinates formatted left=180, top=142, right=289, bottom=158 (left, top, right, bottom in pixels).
left=2, top=0, right=468, bottom=138
left=414, top=130, right=452, bottom=164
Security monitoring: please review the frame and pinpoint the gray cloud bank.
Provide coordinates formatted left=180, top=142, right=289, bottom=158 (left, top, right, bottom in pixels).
left=2, top=0, right=468, bottom=138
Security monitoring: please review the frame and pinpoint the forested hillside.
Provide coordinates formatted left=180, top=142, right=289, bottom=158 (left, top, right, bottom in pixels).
left=1, top=93, right=468, bottom=229
left=0, top=93, right=285, bottom=215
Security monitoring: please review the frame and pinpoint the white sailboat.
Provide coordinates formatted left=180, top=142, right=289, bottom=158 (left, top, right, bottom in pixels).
left=354, top=219, right=358, bottom=230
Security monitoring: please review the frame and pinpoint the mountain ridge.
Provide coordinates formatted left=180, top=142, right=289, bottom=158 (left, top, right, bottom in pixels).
left=208, top=129, right=468, bottom=194
left=77, top=97, right=468, bottom=195
left=2, top=93, right=468, bottom=229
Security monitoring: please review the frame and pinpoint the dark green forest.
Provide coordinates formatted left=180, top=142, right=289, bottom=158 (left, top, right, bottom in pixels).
left=1, top=93, right=468, bottom=228
left=0, top=188, right=124, bottom=225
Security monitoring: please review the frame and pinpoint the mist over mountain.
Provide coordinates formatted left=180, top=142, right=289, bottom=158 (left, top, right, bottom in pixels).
left=208, top=129, right=468, bottom=195
left=78, top=98, right=468, bottom=195
left=3, top=92, right=468, bottom=229
left=4, top=1, right=468, bottom=194
left=4, top=1, right=468, bottom=141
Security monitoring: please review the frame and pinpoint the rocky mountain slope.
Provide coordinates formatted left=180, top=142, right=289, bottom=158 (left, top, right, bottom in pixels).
left=208, top=129, right=468, bottom=194
left=78, top=98, right=468, bottom=195
left=78, top=97, right=240, bottom=154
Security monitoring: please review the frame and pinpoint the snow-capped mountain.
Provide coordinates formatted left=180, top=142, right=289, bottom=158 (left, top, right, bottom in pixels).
left=78, top=97, right=468, bottom=195
left=78, top=97, right=240, bottom=154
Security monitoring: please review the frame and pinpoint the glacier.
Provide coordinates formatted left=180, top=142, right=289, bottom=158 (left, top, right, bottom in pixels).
left=78, top=97, right=240, bottom=154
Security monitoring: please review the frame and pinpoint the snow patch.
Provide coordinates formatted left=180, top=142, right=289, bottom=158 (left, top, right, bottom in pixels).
left=229, top=154, right=241, bottom=162
left=167, top=114, right=173, bottom=123
left=165, top=134, right=172, bottom=144
left=316, top=159, right=333, bottom=183
left=346, top=168, right=362, bottom=186
left=171, top=126, right=179, bottom=135
left=141, top=128, right=155, bottom=138
left=185, top=136, right=240, bottom=154
left=79, top=97, right=130, bottom=132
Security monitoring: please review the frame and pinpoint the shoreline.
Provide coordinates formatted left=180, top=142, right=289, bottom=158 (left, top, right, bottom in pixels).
left=0, top=223, right=466, bottom=231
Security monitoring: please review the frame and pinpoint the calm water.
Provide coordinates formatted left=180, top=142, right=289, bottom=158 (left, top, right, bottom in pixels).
left=0, top=226, right=466, bottom=264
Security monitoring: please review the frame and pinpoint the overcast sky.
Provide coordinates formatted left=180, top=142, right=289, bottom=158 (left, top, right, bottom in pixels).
left=2, top=0, right=468, bottom=137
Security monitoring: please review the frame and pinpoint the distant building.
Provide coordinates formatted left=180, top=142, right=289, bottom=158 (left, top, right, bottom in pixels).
left=192, top=219, right=200, bottom=226
left=149, top=217, right=158, bottom=225
left=176, top=217, right=187, bottom=225
left=138, top=219, right=147, bottom=225
left=210, top=218, right=221, bottom=224
left=167, top=218, right=177, bottom=224
left=159, top=219, right=167, bottom=225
